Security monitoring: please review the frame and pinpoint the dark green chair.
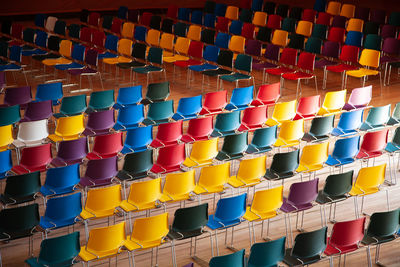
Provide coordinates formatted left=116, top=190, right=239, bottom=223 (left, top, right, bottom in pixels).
left=305, top=37, right=323, bottom=54
left=116, top=149, right=153, bottom=181
left=102, top=15, right=113, bottom=30
left=211, top=110, right=241, bottom=137
left=362, top=209, right=400, bottom=266
left=0, top=171, right=41, bottom=207
left=248, top=237, right=286, bottom=267
left=202, top=50, right=234, bottom=92
left=22, top=28, right=35, bottom=51
left=219, top=54, right=254, bottom=90
left=302, top=115, right=334, bottom=142
left=67, top=24, right=81, bottom=39
left=289, top=7, right=303, bottom=21
left=363, top=21, right=380, bottom=35
left=141, top=81, right=170, bottom=105
left=25, top=231, right=80, bottom=267
left=53, top=94, right=87, bottom=118
left=263, top=2, right=276, bottom=14
left=282, top=18, right=296, bottom=33
left=239, top=9, right=253, bottom=23
left=132, top=47, right=166, bottom=87
left=364, top=34, right=382, bottom=51
left=173, top=22, right=188, bottom=37
left=388, top=12, right=400, bottom=27
left=209, top=249, right=245, bottom=267
left=283, top=227, right=328, bottom=266
left=215, top=132, right=248, bottom=161
left=256, top=27, right=272, bottom=43
left=142, top=100, right=174, bottom=126
left=288, top=33, right=305, bottom=50
left=311, top=24, right=328, bottom=40
left=264, top=150, right=300, bottom=180
left=0, top=104, right=20, bottom=126
left=86, top=90, right=115, bottom=113
left=246, top=125, right=277, bottom=154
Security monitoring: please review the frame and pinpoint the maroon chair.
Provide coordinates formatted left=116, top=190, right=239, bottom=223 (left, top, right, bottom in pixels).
left=80, top=27, right=93, bottom=43
left=331, top=15, right=347, bottom=28
left=241, top=23, right=255, bottom=39
left=150, top=120, right=183, bottom=148
left=302, top=9, right=317, bottom=22
left=88, top=12, right=101, bottom=27
left=68, top=48, right=103, bottom=90
left=20, top=100, right=53, bottom=122
left=245, top=39, right=262, bottom=57
left=150, top=143, right=186, bottom=175
left=355, top=7, right=370, bottom=21
left=370, top=9, right=386, bottom=25
left=3, top=86, right=32, bottom=107
left=86, top=132, right=123, bottom=160
left=251, top=82, right=280, bottom=107
left=266, top=14, right=282, bottom=29
left=51, top=137, right=88, bottom=167
left=11, top=143, right=52, bottom=174
left=356, top=129, right=389, bottom=160
left=327, top=27, right=346, bottom=43
left=252, top=44, right=280, bottom=83
left=167, top=4, right=178, bottom=19
left=216, top=17, right=230, bottom=32
left=110, top=18, right=123, bottom=35
left=199, top=90, right=228, bottom=115
left=294, top=95, right=321, bottom=120
left=79, top=156, right=118, bottom=188
left=181, top=116, right=214, bottom=143
left=83, top=109, right=115, bottom=136
left=316, top=12, right=332, bottom=26
left=237, top=106, right=267, bottom=132
left=140, top=12, right=153, bottom=26
left=265, top=48, right=298, bottom=82
left=381, top=24, right=397, bottom=40
left=315, top=41, right=340, bottom=69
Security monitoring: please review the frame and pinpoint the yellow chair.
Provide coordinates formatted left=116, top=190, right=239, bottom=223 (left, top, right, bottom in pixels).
left=187, top=25, right=202, bottom=41
left=0, top=125, right=14, bottom=152
left=225, top=6, right=239, bottom=20
left=227, top=155, right=266, bottom=188
left=346, top=18, right=364, bottom=32
left=48, top=114, right=85, bottom=142
left=125, top=213, right=172, bottom=266
left=228, top=35, right=246, bottom=54
left=317, top=89, right=346, bottom=116
left=296, top=142, right=329, bottom=173
left=345, top=49, right=382, bottom=94
left=274, top=119, right=304, bottom=148
left=159, top=170, right=196, bottom=203
left=326, top=1, right=341, bottom=15
left=163, top=37, right=191, bottom=63
left=340, top=4, right=356, bottom=18
left=182, top=138, right=218, bottom=168
left=160, top=33, right=175, bottom=58
left=296, top=21, right=313, bottom=37
left=146, top=29, right=161, bottom=47
left=80, top=184, right=122, bottom=220
left=79, top=221, right=126, bottom=264
left=193, top=162, right=230, bottom=195
left=252, top=12, right=267, bottom=27
left=243, top=186, right=283, bottom=245
left=121, top=22, right=135, bottom=38
left=42, top=40, right=73, bottom=66
left=266, top=100, right=297, bottom=127
left=271, top=29, right=289, bottom=47
left=102, top=38, right=133, bottom=64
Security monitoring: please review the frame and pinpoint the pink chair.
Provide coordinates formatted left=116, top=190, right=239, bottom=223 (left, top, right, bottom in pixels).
left=343, top=85, right=372, bottom=111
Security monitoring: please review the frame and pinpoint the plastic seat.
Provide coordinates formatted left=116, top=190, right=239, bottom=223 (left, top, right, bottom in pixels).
left=238, top=106, right=267, bottom=132
left=332, top=109, right=363, bottom=137
left=211, top=111, right=241, bottom=137
left=225, top=85, right=254, bottom=111
left=266, top=100, right=296, bottom=127
left=83, top=109, right=115, bottom=136
left=42, top=40, right=73, bottom=66
left=296, top=142, right=329, bottom=173
left=201, top=29, right=217, bottom=45
left=327, top=27, right=346, bottom=44
left=201, top=50, right=234, bottom=91
left=53, top=95, right=87, bottom=118
left=121, top=126, right=152, bottom=154
left=345, top=31, right=363, bottom=47
left=349, top=164, right=386, bottom=201
left=241, top=23, right=256, bottom=40
left=113, top=104, right=145, bottom=131
left=386, top=126, right=400, bottom=154
left=281, top=18, right=296, bottom=32
left=226, top=6, right=239, bottom=20
left=173, top=41, right=204, bottom=82
left=305, top=37, right=323, bottom=54
left=178, top=7, right=191, bottom=21
left=228, top=155, right=266, bottom=188
left=246, top=126, right=277, bottom=154
left=113, top=85, right=142, bottom=109
left=271, top=29, right=289, bottom=46
left=274, top=119, right=304, bottom=148
left=252, top=12, right=267, bottom=27
left=172, top=95, right=202, bottom=121
left=256, top=27, right=273, bottom=43
left=239, top=9, right=253, bottom=23
left=35, top=82, right=63, bottom=105
left=79, top=156, right=118, bottom=188
left=296, top=21, right=313, bottom=37
left=150, top=121, right=183, bottom=148
left=200, top=91, right=228, bottom=115
left=181, top=116, right=213, bottom=143
left=388, top=102, right=400, bottom=126
left=0, top=149, right=12, bottom=180
left=215, top=17, right=230, bottom=32
left=0, top=105, right=20, bottom=126
left=182, top=138, right=218, bottom=168
left=364, top=34, right=382, bottom=51
left=264, top=48, right=298, bottom=83
left=311, top=24, right=328, bottom=40
left=360, top=104, right=391, bottom=131
left=13, top=119, right=48, bottom=149
left=86, top=90, right=115, bottom=113
left=3, top=86, right=32, bottom=107
left=302, top=9, right=317, bottom=22
left=302, top=115, right=335, bottom=142
left=316, top=12, right=332, bottom=26
left=0, top=125, right=13, bottom=152
left=209, top=249, right=245, bottom=266
left=50, top=137, right=88, bottom=167
left=186, top=25, right=201, bottom=41
left=11, top=143, right=52, bottom=174
left=317, top=89, right=346, bottom=116
left=20, top=100, right=53, bottom=122
left=188, top=45, right=220, bottom=85
left=343, top=85, right=372, bottom=111
left=326, top=136, right=361, bottom=167
left=347, top=18, right=364, bottom=33
left=116, top=149, right=153, bottom=182
left=86, top=132, right=123, bottom=160
left=267, top=14, right=283, bottom=30
left=40, top=163, right=80, bottom=198
left=163, top=37, right=190, bottom=63
left=215, top=132, right=248, bottom=161
left=191, top=10, right=203, bottom=25
left=251, top=83, right=280, bottom=107
left=150, top=144, right=186, bottom=175
left=146, top=29, right=161, bottom=47
left=160, top=170, right=196, bottom=203
left=294, top=95, right=321, bottom=120
left=142, top=100, right=174, bottom=126
left=356, top=129, right=389, bottom=160
left=204, top=13, right=217, bottom=28
left=326, top=1, right=341, bottom=15
left=264, top=149, right=300, bottom=180
left=248, top=237, right=286, bottom=266
left=193, top=162, right=230, bottom=195
left=48, top=114, right=84, bottom=143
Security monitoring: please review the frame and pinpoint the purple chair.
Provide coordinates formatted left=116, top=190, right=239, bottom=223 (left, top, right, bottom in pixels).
left=343, top=85, right=372, bottom=111
left=381, top=24, right=397, bottom=40
left=252, top=44, right=280, bottom=83
left=315, top=41, right=340, bottom=69
left=370, top=9, right=386, bottom=25
left=355, top=7, right=370, bottom=21
left=381, top=38, right=400, bottom=85
left=3, top=86, right=32, bottom=107
left=331, top=15, right=347, bottom=29
left=79, top=156, right=118, bottom=188
left=20, top=100, right=53, bottom=122
left=51, top=137, right=88, bottom=167
left=245, top=39, right=262, bottom=57
left=83, top=109, right=115, bottom=136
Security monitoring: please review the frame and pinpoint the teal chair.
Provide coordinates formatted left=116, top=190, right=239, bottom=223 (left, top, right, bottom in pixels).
left=211, top=110, right=241, bottom=137
left=360, top=104, right=391, bottom=131
left=133, top=47, right=167, bottom=87
left=311, top=24, right=328, bottom=40
left=215, top=132, right=248, bottom=161
left=142, top=100, right=174, bottom=126
left=282, top=17, right=296, bottom=32
left=219, top=54, right=255, bottom=90
left=248, top=237, right=286, bottom=267
left=364, top=34, right=382, bottom=51
left=0, top=104, right=20, bottom=126
left=209, top=249, right=245, bottom=267
left=387, top=102, right=400, bottom=125
left=305, top=37, right=323, bottom=54
left=86, top=90, right=115, bottom=113
left=53, top=94, right=87, bottom=118
left=246, top=125, right=277, bottom=154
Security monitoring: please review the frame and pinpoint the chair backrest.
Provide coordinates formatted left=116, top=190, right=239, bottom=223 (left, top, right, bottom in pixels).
left=115, top=85, right=142, bottom=108
left=296, top=95, right=321, bottom=119
left=215, top=32, right=231, bottom=49
left=36, top=82, right=63, bottom=105
left=174, top=22, right=188, bottom=37
left=174, top=95, right=202, bottom=120
left=311, top=24, right=328, bottom=39
left=146, top=29, right=161, bottom=46
left=171, top=203, right=208, bottom=233
left=148, top=47, right=163, bottom=65
left=184, top=117, right=213, bottom=143
left=163, top=170, right=195, bottom=196
left=241, top=106, right=268, bottom=128
left=296, top=20, right=313, bottom=37
left=3, top=171, right=41, bottom=203
left=239, top=9, right=252, bottom=23
left=299, top=142, right=329, bottom=167
left=280, top=48, right=297, bottom=65
left=198, top=162, right=230, bottom=189
left=91, top=132, right=123, bottom=157
left=230, top=85, right=254, bottom=107
left=209, top=249, right=245, bottom=267
left=271, top=30, right=289, bottom=46
left=353, top=164, right=386, bottom=192
left=130, top=213, right=169, bottom=244
left=302, top=9, right=317, bottom=22
left=270, top=100, right=297, bottom=124
left=3, top=86, right=32, bottom=106
left=54, top=114, right=84, bottom=138
left=0, top=149, right=12, bottom=176
left=332, top=135, right=361, bottom=159
left=364, top=104, right=391, bottom=128
left=85, top=184, right=121, bottom=213
left=17, top=119, right=48, bottom=143
left=229, top=35, right=246, bottom=54
left=128, top=178, right=161, bottom=205
left=248, top=236, right=286, bottom=267
left=256, top=27, right=272, bottom=42
left=43, top=192, right=82, bottom=224
left=120, top=149, right=153, bottom=177
left=267, top=14, right=283, bottom=29
left=214, top=193, right=247, bottom=222
left=366, top=209, right=400, bottom=238
left=188, top=138, right=218, bottom=163
left=252, top=12, right=267, bottom=27
left=336, top=109, right=364, bottom=133
left=250, top=186, right=283, bottom=217
left=0, top=203, right=40, bottom=239
left=328, top=27, right=345, bottom=43
left=323, top=170, right=354, bottom=197
left=19, top=143, right=52, bottom=170
left=203, top=90, right=228, bottom=113
left=305, top=37, right=323, bottom=54
left=291, top=227, right=328, bottom=259
left=123, top=125, right=152, bottom=152
left=241, top=23, right=256, bottom=40
left=115, top=104, right=145, bottom=130
left=254, top=82, right=280, bottom=106
left=278, top=119, right=305, bottom=143
left=134, top=25, right=147, bottom=41
left=201, top=29, right=216, bottom=45
left=347, top=85, right=372, bottom=110
left=0, top=105, right=20, bottom=126
left=249, top=125, right=277, bottom=149
left=43, top=164, right=80, bottom=194
left=22, top=100, right=53, bottom=122
left=191, top=10, right=203, bottom=25
left=178, top=7, right=191, bottom=21
left=288, top=179, right=319, bottom=205
left=359, top=49, right=380, bottom=68
left=146, top=100, right=174, bottom=122
left=149, top=15, right=161, bottom=30
left=153, top=121, right=183, bottom=145
left=321, top=89, right=346, bottom=113
left=236, top=155, right=266, bottom=182
left=85, top=109, right=115, bottom=134
left=308, top=115, right=335, bottom=137
left=270, top=149, right=300, bottom=175
left=329, top=217, right=365, bottom=248
left=154, top=143, right=185, bottom=169
left=144, top=81, right=170, bottom=104
left=345, top=31, right=363, bottom=47
left=282, top=17, right=296, bottom=32
left=85, top=222, right=125, bottom=255
left=339, top=45, right=360, bottom=63
left=214, top=112, right=241, bottom=135
left=234, top=54, right=252, bottom=72
left=187, top=25, right=202, bottom=41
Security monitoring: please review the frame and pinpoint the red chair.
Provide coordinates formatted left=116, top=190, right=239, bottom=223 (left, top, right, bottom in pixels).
left=302, top=9, right=317, bottom=22
left=91, top=30, right=106, bottom=52
left=216, top=17, right=230, bottom=32
left=356, top=129, right=389, bottom=160
left=281, top=52, right=317, bottom=97
left=237, top=106, right=268, bottom=132
left=88, top=12, right=101, bottom=27
left=251, top=82, right=281, bottom=106
left=181, top=116, right=214, bottom=143
left=167, top=5, right=179, bottom=19
left=266, top=14, right=282, bottom=29
left=111, top=18, right=123, bottom=35
left=140, top=12, right=153, bottom=26
left=327, top=27, right=346, bottom=43
left=11, top=143, right=52, bottom=174
left=294, top=95, right=321, bottom=120
left=241, top=23, right=255, bottom=40
left=324, top=217, right=366, bottom=266
left=199, top=90, right=228, bottom=115
left=150, top=120, right=183, bottom=148
left=86, top=132, right=123, bottom=160
left=324, top=45, right=360, bottom=89
left=316, top=12, right=332, bottom=26
left=80, top=27, right=93, bottom=43
left=174, top=41, right=204, bottom=84
left=150, top=143, right=186, bottom=175
left=265, top=48, right=298, bottom=82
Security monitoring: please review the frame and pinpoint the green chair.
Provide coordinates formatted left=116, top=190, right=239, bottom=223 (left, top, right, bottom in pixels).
left=133, top=47, right=167, bottom=87
left=246, top=125, right=277, bottom=154
left=283, top=227, right=328, bottom=266
left=210, top=110, right=241, bottom=137
left=311, top=24, right=328, bottom=40
left=209, top=249, right=245, bottom=267
left=387, top=102, right=400, bottom=125
left=282, top=17, right=296, bottom=32
left=86, top=90, right=115, bottom=113
left=142, top=100, right=174, bottom=126
left=363, top=21, right=379, bottom=36
left=362, top=209, right=400, bottom=266
left=364, top=34, right=382, bottom=51
left=215, top=132, right=248, bottom=161
left=302, top=115, right=335, bottom=142
left=239, top=9, right=253, bottom=23
left=360, top=104, right=391, bottom=131
left=248, top=237, right=286, bottom=267
left=305, top=37, right=323, bottom=54
left=0, top=105, right=20, bottom=126
left=288, top=33, right=305, bottom=50
left=264, top=150, right=300, bottom=180
left=25, top=231, right=80, bottom=266
left=141, top=81, right=170, bottom=105
left=53, top=94, right=87, bottom=118
left=219, top=54, right=255, bottom=90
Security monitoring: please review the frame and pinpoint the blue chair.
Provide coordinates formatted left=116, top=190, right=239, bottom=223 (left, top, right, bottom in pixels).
left=248, top=237, right=286, bottom=267
left=172, top=95, right=202, bottom=121
left=113, top=85, right=143, bottom=109
left=345, top=31, right=363, bottom=47
left=178, top=8, right=191, bottom=22
left=35, top=14, right=47, bottom=27
left=121, top=126, right=153, bottom=154
left=0, top=150, right=12, bottom=180
left=118, top=6, right=128, bottom=19
left=251, top=0, right=263, bottom=11
left=35, top=82, right=63, bottom=105
left=189, top=45, right=219, bottom=73
left=215, top=32, right=231, bottom=49
left=326, top=136, right=361, bottom=168
left=97, top=34, right=119, bottom=59
left=331, top=109, right=364, bottom=137
left=113, top=104, right=145, bottom=131
left=209, top=249, right=245, bottom=267
left=215, top=3, right=228, bottom=17
left=191, top=10, right=203, bottom=25
left=54, top=44, right=86, bottom=71
left=40, top=164, right=80, bottom=197
left=229, top=20, right=243, bottom=35
left=225, top=86, right=254, bottom=111
left=0, top=46, right=24, bottom=73
left=142, top=100, right=174, bottom=126
left=385, top=127, right=400, bottom=153
left=134, top=25, right=148, bottom=42
left=204, top=13, right=217, bottom=28
left=211, top=110, right=241, bottom=137
left=314, top=0, right=327, bottom=12
left=207, top=193, right=247, bottom=255
left=246, top=125, right=277, bottom=154
left=39, top=192, right=82, bottom=234
left=22, top=30, right=48, bottom=56
left=360, top=104, right=391, bottom=131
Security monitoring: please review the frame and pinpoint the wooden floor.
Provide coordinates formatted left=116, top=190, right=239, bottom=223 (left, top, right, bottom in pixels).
left=2, top=44, right=400, bottom=267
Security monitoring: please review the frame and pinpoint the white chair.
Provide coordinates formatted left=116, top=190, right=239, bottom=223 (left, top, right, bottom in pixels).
left=13, top=119, right=49, bottom=149
left=45, top=16, right=58, bottom=32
